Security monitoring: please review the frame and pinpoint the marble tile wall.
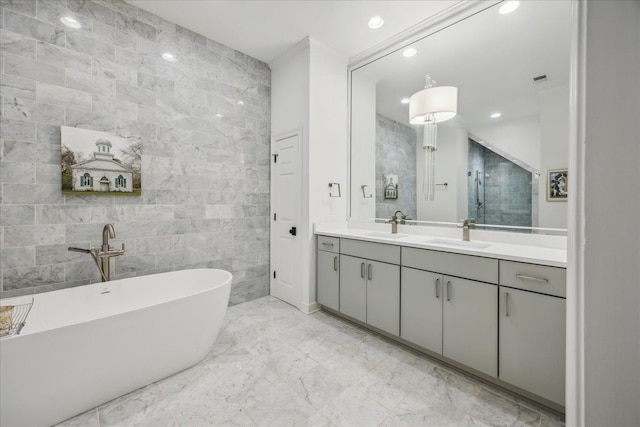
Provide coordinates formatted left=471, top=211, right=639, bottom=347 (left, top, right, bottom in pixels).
left=0, top=0, right=271, bottom=304
left=375, top=114, right=417, bottom=220
left=467, top=140, right=532, bottom=228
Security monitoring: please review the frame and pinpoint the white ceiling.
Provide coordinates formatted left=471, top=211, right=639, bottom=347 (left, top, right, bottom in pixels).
left=125, top=0, right=459, bottom=64
left=360, top=0, right=572, bottom=127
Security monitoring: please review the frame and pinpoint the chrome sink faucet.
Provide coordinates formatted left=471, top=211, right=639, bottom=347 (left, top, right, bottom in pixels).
left=386, top=210, right=410, bottom=234
left=68, top=223, right=125, bottom=282
left=461, top=219, right=476, bottom=241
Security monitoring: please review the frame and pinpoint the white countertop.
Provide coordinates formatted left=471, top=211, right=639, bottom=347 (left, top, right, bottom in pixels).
left=314, top=225, right=567, bottom=268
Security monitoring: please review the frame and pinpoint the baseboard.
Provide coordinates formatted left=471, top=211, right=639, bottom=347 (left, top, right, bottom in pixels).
left=299, top=301, right=321, bottom=314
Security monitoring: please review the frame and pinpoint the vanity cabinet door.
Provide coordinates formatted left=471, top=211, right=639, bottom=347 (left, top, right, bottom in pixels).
left=339, top=255, right=367, bottom=323
left=400, top=267, right=443, bottom=353
left=443, top=276, right=498, bottom=377
left=317, top=250, right=339, bottom=311
left=366, top=260, right=400, bottom=336
left=499, top=287, right=566, bottom=405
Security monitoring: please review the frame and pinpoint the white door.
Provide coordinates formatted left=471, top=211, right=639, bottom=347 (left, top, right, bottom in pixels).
left=270, top=131, right=301, bottom=307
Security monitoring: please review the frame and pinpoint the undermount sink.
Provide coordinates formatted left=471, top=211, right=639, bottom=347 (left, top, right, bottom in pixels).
left=366, top=232, right=410, bottom=239
left=422, top=238, right=491, bottom=249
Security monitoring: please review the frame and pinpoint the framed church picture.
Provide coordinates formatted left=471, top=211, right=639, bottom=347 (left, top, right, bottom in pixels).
left=61, top=127, right=141, bottom=196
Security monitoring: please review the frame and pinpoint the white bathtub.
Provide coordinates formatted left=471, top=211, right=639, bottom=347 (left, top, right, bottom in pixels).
left=0, top=268, right=232, bottom=427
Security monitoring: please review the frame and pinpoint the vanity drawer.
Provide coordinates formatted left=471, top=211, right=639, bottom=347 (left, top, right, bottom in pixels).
left=499, top=261, right=566, bottom=298
left=402, top=247, right=499, bottom=284
left=317, top=235, right=340, bottom=253
left=340, top=238, right=400, bottom=264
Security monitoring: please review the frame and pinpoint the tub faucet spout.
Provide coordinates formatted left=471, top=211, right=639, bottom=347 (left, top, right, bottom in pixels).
left=68, top=223, right=125, bottom=282
left=102, top=223, right=115, bottom=252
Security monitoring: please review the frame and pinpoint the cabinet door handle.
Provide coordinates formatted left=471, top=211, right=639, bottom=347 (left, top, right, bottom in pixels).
left=361, top=262, right=365, bottom=278
left=446, top=281, right=452, bottom=301
left=435, top=278, right=440, bottom=298
left=516, top=274, right=549, bottom=283
left=322, top=242, right=334, bottom=247
left=368, top=264, right=372, bottom=280
left=333, top=256, right=337, bottom=271
left=504, top=292, right=510, bottom=317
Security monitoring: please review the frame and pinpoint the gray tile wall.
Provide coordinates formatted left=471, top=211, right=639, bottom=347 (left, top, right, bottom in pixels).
left=375, top=114, right=416, bottom=220
left=0, top=0, right=271, bottom=304
left=467, top=140, right=532, bottom=228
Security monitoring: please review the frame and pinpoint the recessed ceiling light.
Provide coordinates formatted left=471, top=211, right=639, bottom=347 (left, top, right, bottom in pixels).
left=499, top=1, right=520, bottom=15
left=490, top=112, right=502, bottom=118
left=368, top=16, right=384, bottom=29
left=401, top=97, right=410, bottom=104
left=215, top=113, right=224, bottom=118
left=161, top=52, right=177, bottom=62
left=403, top=47, right=417, bottom=58
left=60, top=16, right=82, bottom=29
left=237, top=100, right=244, bottom=105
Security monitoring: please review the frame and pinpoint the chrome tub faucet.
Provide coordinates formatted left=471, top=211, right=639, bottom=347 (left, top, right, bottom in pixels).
left=68, top=224, right=125, bottom=282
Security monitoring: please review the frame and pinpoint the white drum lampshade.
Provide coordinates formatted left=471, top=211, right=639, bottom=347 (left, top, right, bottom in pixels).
left=409, top=86, right=458, bottom=124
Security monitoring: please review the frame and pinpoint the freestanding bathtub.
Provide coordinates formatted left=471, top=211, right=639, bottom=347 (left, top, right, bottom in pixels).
left=0, top=268, right=232, bottom=427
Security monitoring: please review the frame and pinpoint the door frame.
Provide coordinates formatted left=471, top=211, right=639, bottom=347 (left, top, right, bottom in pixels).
left=270, top=128, right=303, bottom=309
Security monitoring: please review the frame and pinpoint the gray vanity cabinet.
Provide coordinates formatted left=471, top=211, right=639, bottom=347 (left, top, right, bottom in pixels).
left=499, top=261, right=566, bottom=406
left=317, top=250, right=340, bottom=311
left=400, top=267, right=443, bottom=354
left=339, top=254, right=367, bottom=323
left=366, top=260, right=400, bottom=336
left=442, top=276, right=498, bottom=377
left=339, top=255, right=400, bottom=335
left=401, top=247, right=499, bottom=378
left=338, top=239, right=400, bottom=336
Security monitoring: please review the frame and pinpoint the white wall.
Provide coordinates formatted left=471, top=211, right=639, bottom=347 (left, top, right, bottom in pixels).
left=538, top=85, right=570, bottom=229
left=469, top=115, right=541, bottom=170
left=350, top=71, right=377, bottom=219
left=307, top=38, right=349, bottom=309
left=270, top=37, right=348, bottom=312
left=271, top=40, right=310, bottom=138
left=581, top=1, right=640, bottom=426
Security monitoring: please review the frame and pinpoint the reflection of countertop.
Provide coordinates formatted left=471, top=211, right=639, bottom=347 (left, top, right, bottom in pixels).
left=314, top=225, right=567, bottom=268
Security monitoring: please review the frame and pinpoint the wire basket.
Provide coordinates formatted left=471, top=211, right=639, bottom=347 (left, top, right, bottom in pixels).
left=0, top=299, right=34, bottom=338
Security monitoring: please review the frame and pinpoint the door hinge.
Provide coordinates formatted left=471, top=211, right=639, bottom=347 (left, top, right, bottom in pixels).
left=273, top=271, right=276, bottom=279
left=273, top=154, right=278, bottom=163
left=274, top=213, right=277, bottom=221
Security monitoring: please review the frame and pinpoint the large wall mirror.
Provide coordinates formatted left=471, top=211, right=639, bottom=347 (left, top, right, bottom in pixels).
left=350, top=1, right=571, bottom=232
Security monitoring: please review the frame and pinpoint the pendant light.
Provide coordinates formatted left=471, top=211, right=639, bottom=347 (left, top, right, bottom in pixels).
left=409, top=75, right=458, bottom=201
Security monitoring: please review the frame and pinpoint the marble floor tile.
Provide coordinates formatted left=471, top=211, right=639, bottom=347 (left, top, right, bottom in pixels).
left=355, top=352, right=429, bottom=411
left=540, top=412, right=566, bottom=427
left=97, top=384, right=177, bottom=427
left=460, top=414, right=494, bottom=427
left=466, top=389, right=541, bottom=427
left=321, top=385, right=391, bottom=427
left=219, top=409, right=257, bottom=427
left=394, top=367, right=482, bottom=427
left=244, top=376, right=316, bottom=426
left=299, top=411, right=333, bottom=427
left=288, top=363, right=350, bottom=409
left=55, top=409, right=100, bottom=427
left=57, top=296, right=563, bottom=427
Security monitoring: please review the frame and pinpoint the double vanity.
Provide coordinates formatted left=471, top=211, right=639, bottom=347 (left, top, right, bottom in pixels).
left=315, top=226, right=566, bottom=412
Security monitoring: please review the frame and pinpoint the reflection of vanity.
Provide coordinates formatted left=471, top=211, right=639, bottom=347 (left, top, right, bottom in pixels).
left=316, top=224, right=566, bottom=412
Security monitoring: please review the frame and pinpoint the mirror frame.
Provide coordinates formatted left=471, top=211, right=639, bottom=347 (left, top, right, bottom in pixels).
left=346, top=0, right=570, bottom=234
